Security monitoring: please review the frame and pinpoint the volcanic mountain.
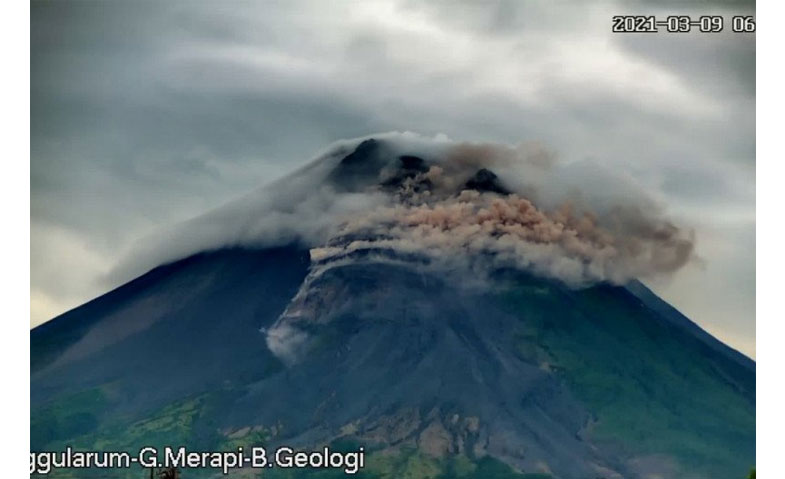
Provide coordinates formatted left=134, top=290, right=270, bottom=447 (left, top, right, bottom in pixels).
left=31, top=135, right=755, bottom=479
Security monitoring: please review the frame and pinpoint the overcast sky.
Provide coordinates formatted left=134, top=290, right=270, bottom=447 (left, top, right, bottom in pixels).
left=31, top=0, right=756, bottom=356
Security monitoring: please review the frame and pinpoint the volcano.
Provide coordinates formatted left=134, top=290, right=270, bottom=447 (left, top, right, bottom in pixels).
left=31, top=136, right=755, bottom=479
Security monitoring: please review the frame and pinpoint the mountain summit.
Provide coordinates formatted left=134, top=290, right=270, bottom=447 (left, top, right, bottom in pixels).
left=31, top=135, right=754, bottom=479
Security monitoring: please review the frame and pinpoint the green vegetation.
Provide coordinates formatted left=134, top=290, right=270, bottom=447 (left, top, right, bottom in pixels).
left=33, top=389, right=551, bottom=479
left=32, top=391, right=228, bottom=478
left=498, top=277, right=755, bottom=479
left=31, top=387, right=109, bottom=447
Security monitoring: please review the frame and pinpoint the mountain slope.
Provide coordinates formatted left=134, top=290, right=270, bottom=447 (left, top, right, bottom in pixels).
left=31, top=136, right=754, bottom=479
left=31, top=247, right=754, bottom=479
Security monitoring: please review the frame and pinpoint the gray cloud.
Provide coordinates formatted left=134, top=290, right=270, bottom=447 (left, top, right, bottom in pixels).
left=31, top=0, right=755, bottom=356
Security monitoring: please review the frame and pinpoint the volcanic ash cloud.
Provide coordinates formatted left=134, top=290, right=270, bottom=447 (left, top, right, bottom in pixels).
left=311, top=137, right=694, bottom=287
left=118, top=132, right=695, bottom=289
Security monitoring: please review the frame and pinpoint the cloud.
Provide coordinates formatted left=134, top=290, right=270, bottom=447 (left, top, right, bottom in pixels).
left=117, top=133, right=694, bottom=290
left=31, top=0, right=755, bottom=356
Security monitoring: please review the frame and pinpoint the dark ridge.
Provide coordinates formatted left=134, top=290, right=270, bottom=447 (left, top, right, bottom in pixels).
left=327, top=138, right=386, bottom=191
left=465, top=168, right=510, bottom=195
left=339, top=139, right=379, bottom=166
